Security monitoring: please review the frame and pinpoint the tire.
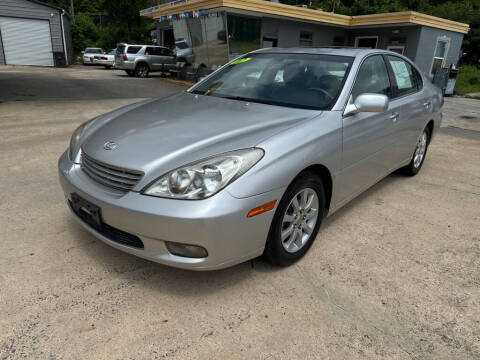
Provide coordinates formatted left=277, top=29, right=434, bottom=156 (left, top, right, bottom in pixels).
left=104, top=65, right=112, bottom=69
left=135, top=63, right=149, bottom=78
left=264, top=172, right=325, bottom=266
left=399, top=126, right=431, bottom=176
left=125, top=70, right=135, bottom=77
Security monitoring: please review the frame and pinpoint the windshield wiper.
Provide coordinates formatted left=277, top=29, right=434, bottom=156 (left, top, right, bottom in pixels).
left=211, top=94, right=275, bottom=106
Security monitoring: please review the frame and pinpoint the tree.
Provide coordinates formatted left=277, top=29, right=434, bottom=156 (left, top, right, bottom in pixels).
left=103, top=0, right=148, bottom=42
left=70, top=13, right=99, bottom=51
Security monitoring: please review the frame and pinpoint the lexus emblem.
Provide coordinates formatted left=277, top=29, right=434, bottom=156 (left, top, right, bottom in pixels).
left=103, top=141, right=117, bottom=150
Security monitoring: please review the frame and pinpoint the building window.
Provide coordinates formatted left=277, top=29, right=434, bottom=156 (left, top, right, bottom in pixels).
left=333, top=36, right=345, bottom=46
left=430, top=37, right=450, bottom=76
left=299, top=31, right=313, bottom=47
left=387, top=45, right=405, bottom=55
left=354, top=36, right=378, bottom=49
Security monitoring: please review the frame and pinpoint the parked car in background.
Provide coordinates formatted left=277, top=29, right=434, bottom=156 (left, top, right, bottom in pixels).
left=93, top=49, right=116, bottom=69
left=114, top=43, right=177, bottom=78
left=82, top=48, right=104, bottom=65
left=175, top=39, right=195, bottom=64
left=60, top=48, right=442, bottom=270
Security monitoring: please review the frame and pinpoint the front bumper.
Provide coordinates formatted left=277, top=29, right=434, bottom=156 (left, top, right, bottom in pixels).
left=83, top=56, right=95, bottom=64
left=93, top=59, right=114, bottom=66
left=58, top=151, right=283, bottom=270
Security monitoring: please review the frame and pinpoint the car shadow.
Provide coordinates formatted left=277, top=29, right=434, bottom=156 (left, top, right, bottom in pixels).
left=66, top=172, right=403, bottom=296
left=321, top=172, right=402, bottom=232
left=67, top=216, right=277, bottom=297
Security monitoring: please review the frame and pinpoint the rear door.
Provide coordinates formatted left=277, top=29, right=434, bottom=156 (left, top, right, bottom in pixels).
left=384, top=55, right=428, bottom=165
left=338, top=55, right=394, bottom=204
left=159, top=47, right=176, bottom=70
left=0, top=17, right=54, bottom=66
left=145, top=46, right=162, bottom=71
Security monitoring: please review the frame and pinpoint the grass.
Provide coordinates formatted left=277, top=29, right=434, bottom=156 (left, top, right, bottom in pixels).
left=455, top=65, right=480, bottom=96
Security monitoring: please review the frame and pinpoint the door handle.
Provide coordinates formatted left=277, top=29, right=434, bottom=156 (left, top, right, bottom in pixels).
left=423, top=101, right=431, bottom=108
left=389, top=112, right=399, bottom=122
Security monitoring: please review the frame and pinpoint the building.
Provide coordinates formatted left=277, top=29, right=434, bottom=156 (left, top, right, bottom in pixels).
left=0, top=0, right=72, bottom=67
left=141, top=0, right=469, bottom=78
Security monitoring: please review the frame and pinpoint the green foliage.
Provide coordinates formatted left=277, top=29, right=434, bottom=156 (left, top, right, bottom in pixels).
left=70, top=13, right=98, bottom=51
left=40, top=0, right=155, bottom=55
left=103, top=0, right=149, bottom=41
left=455, top=65, right=480, bottom=95
left=305, top=0, right=480, bottom=64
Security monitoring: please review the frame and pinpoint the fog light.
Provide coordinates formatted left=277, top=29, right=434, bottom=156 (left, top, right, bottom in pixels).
left=165, top=242, right=208, bottom=258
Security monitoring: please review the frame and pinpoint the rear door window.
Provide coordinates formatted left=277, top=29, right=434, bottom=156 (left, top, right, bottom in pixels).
left=127, top=46, right=142, bottom=54
left=160, top=48, right=174, bottom=56
left=145, top=47, right=156, bottom=56
left=387, top=56, right=419, bottom=97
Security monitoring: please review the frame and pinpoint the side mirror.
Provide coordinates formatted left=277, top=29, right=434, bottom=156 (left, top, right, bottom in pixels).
left=344, top=93, right=389, bottom=116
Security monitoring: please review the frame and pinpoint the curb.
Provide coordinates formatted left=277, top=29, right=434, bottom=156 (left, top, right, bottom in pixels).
left=159, top=78, right=195, bottom=87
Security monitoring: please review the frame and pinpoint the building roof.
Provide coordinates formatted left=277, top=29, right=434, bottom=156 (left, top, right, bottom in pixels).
left=27, top=0, right=65, bottom=12
left=141, top=0, right=470, bottom=34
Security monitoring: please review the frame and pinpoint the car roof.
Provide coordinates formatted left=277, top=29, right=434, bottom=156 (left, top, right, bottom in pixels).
left=252, top=47, right=393, bottom=57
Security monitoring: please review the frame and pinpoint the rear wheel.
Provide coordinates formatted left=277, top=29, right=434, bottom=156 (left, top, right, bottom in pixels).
left=400, top=126, right=431, bottom=176
left=264, top=172, right=325, bottom=266
left=135, top=63, right=149, bottom=78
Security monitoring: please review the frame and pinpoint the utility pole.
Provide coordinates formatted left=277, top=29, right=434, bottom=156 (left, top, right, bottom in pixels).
left=70, top=0, right=74, bottom=18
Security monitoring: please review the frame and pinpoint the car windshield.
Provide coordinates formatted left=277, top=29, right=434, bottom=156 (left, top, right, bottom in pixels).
left=85, top=48, right=102, bottom=54
left=190, top=53, right=353, bottom=110
left=107, top=49, right=116, bottom=55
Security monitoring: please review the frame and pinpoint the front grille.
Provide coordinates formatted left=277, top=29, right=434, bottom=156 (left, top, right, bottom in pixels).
left=69, top=200, right=144, bottom=249
left=81, top=152, right=143, bottom=191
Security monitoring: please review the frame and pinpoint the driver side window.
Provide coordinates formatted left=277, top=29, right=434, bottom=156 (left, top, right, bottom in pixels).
left=352, top=55, right=391, bottom=101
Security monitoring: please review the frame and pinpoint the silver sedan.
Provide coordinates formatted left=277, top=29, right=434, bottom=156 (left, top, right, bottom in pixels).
left=59, top=48, right=442, bottom=270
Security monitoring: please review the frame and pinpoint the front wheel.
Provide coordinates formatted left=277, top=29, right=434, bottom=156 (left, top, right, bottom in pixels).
left=400, top=126, right=431, bottom=176
left=135, top=63, right=149, bottom=78
left=264, top=172, right=325, bottom=266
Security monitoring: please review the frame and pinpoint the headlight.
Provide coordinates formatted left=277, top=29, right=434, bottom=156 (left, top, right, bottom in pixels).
left=69, top=119, right=95, bottom=161
left=142, top=148, right=264, bottom=199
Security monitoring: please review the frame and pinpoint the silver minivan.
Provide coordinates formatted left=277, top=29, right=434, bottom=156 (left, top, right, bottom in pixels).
left=115, top=43, right=177, bottom=78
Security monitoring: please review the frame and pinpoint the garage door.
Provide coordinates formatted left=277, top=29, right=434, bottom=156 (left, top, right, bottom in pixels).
left=0, top=17, right=54, bottom=66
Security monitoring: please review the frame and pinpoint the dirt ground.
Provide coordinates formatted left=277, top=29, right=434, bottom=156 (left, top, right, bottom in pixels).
left=0, top=66, right=479, bottom=359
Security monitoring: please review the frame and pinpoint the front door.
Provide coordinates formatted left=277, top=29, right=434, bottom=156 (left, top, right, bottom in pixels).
left=337, top=55, right=394, bottom=205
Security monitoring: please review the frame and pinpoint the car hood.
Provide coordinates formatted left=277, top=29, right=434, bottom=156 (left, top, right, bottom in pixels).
left=82, top=92, right=320, bottom=186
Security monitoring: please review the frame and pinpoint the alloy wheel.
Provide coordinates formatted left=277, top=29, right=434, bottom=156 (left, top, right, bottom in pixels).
left=413, top=131, right=428, bottom=168
left=281, top=188, right=319, bottom=253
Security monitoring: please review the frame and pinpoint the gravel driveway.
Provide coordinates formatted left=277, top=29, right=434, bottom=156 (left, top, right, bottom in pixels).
left=1, top=66, right=479, bottom=359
